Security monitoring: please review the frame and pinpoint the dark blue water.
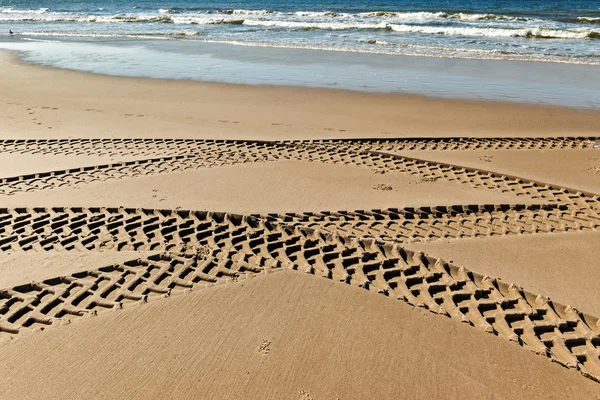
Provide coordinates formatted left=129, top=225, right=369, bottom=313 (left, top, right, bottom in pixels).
left=1, top=0, right=599, bottom=63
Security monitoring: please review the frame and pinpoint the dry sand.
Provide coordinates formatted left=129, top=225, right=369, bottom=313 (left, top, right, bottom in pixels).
left=1, top=271, right=598, bottom=400
left=0, top=154, right=150, bottom=177
left=0, top=161, right=542, bottom=213
left=0, top=251, right=157, bottom=288
left=405, top=231, right=600, bottom=317
left=1, top=50, right=600, bottom=398
left=395, top=149, right=600, bottom=194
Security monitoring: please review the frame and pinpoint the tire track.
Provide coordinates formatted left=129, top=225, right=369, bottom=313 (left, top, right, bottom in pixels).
left=1, top=219, right=599, bottom=382
left=1, top=204, right=599, bottom=255
left=286, top=136, right=600, bottom=152
left=257, top=204, right=600, bottom=243
left=279, top=142, right=599, bottom=208
left=1, top=139, right=598, bottom=208
left=0, top=151, right=277, bottom=196
left=1, top=135, right=600, bottom=383
left=0, top=138, right=282, bottom=158
left=0, top=136, right=596, bottom=157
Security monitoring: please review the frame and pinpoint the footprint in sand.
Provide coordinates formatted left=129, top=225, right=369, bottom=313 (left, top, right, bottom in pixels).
left=257, top=339, right=271, bottom=356
left=298, top=390, right=313, bottom=400
left=588, top=166, right=600, bottom=175
left=373, top=183, right=393, bottom=191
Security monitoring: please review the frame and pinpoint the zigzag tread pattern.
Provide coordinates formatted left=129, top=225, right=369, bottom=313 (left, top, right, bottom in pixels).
left=0, top=138, right=282, bottom=157
left=1, top=219, right=600, bottom=382
left=0, top=136, right=597, bottom=156
left=258, top=204, right=600, bottom=242
left=0, top=151, right=280, bottom=196
left=1, top=138, right=599, bottom=210
left=2, top=204, right=600, bottom=253
left=278, top=142, right=600, bottom=208
left=287, top=136, right=600, bottom=151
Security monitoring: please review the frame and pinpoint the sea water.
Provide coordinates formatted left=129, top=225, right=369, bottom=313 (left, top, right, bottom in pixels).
left=0, top=0, right=599, bottom=106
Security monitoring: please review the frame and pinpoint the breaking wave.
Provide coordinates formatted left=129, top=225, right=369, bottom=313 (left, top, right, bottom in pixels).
left=1, top=10, right=598, bottom=40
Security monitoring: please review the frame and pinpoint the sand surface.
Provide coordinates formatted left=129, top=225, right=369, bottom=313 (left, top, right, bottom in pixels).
left=396, top=149, right=600, bottom=194
left=406, top=231, right=600, bottom=317
left=0, top=161, right=541, bottom=213
left=0, top=251, right=156, bottom=288
left=0, top=154, right=149, bottom=178
left=1, top=50, right=600, bottom=397
left=1, top=52, right=600, bottom=140
left=1, top=271, right=598, bottom=400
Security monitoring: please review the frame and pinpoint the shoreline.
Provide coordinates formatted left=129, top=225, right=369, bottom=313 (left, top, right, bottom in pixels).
left=3, top=38, right=600, bottom=109
left=2, top=49, right=600, bottom=140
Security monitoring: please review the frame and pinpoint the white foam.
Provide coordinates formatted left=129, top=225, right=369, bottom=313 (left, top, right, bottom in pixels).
left=241, top=19, right=388, bottom=30
left=388, top=24, right=596, bottom=39
left=577, top=17, right=600, bottom=23
left=230, top=9, right=273, bottom=16
left=6, top=32, right=599, bottom=65
left=0, top=7, right=49, bottom=14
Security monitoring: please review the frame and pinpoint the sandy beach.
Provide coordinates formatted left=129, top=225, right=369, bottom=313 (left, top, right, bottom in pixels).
left=2, top=48, right=600, bottom=400
left=2, top=52, right=600, bottom=141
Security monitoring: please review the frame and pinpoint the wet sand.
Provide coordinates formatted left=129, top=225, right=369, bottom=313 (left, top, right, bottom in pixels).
left=2, top=51, right=600, bottom=140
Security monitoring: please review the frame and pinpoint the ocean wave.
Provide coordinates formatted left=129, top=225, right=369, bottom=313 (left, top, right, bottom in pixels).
left=3, top=12, right=598, bottom=40
left=212, top=9, right=531, bottom=22
left=557, top=17, right=600, bottom=25
left=388, top=24, right=599, bottom=39
left=201, top=18, right=599, bottom=39
left=241, top=19, right=388, bottom=30
left=110, top=15, right=173, bottom=23
left=0, top=8, right=536, bottom=25
left=359, top=11, right=529, bottom=22
left=1, top=7, right=596, bottom=28
left=0, top=14, right=174, bottom=23
left=293, top=11, right=349, bottom=18
left=17, top=31, right=201, bottom=39
left=222, top=9, right=274, bottom=16
left=0, top=7, right=49, bottom=14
